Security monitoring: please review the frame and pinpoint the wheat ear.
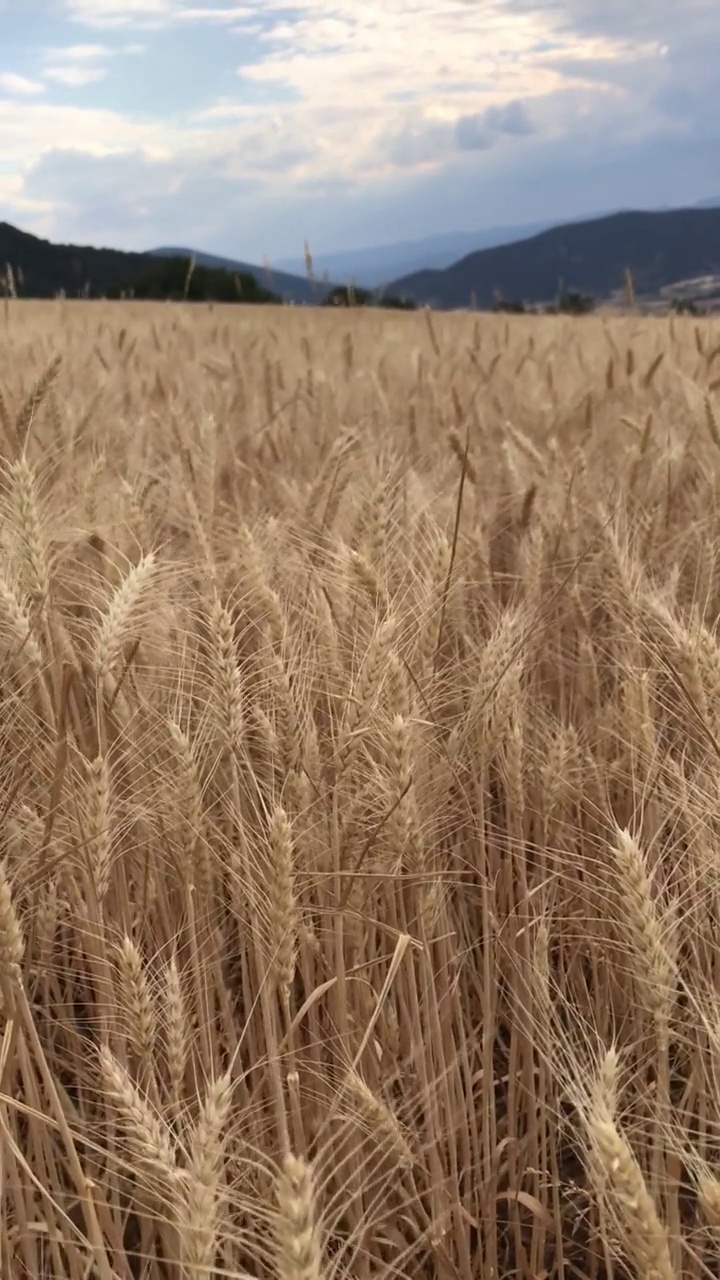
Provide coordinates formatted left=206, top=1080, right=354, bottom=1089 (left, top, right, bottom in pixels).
left=93, top=552, right=157, bottom=678
left=162, top=953, right=189, bottom=1108
left=117, top=935, right=156, bottom=1066
left=0, top=860, right=24, bottom=1011
left=209, top=595, right=244, bottom=752
left=84, top=752, right=112, bottom=904
left=610, top=828, right=676, bottom=1038
left=98, top=1044, right=177, bottom=1184
left=267, top=804, right=298, bottom=1000
left=180, top=1072, right=233, bottom=1277
left=0, top=570, right=43, bottom=667
left=343, top=1069, right=414, bottom=1170
left=5, top=455, right=52, bottom=606
left=584, top=1049, right=674, bottom=1280
left=275, top=1153, right=323, bottom=1280
left=168, top=718, right=210, bottom=895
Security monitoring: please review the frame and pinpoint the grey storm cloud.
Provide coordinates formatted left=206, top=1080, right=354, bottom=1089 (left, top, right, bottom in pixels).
left=483, top=101, right=535, bottom=136
left=490, top=0, right=720, bottom=111
left=454, top=117, right=492, bottom=152
left=383, top=119, right=453, bottom=167
left=495, top=0, right=719, bottom=41
left=385, top=99, right=535, bottom=168
left=456, top=99, right=534, bottom=152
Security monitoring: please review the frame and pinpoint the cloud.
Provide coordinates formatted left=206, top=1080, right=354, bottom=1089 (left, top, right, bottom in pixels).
left=0, top=100, right=178, bottom=169
left=383, top=119, right=455, bottom=168
left=0, top=0, right=714, bottom=267
left=64, top=0, right=253, bottom=26
left=454, top=117, right=493, bottom=153
left=63, top=0, right=175, bottom=25
left=45, top=66, right=107, bottom=86
left=515, top=0, right=719, bottom=42
left=58, top=0, right=700, bottom=184
left=0, top=73, right=45, bottom=97
left=455, top=100, right=535, bottom=151
left=483, top=100, right=535, bottom=135
left=45, top=44, right=113, bottom=60
left=40, top=36, right=144, bottom=90
left=18, top=146, right=265, bottom=249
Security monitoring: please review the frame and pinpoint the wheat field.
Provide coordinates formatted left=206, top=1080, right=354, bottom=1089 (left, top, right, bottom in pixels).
left=1, top=297, right=720, bottom=1279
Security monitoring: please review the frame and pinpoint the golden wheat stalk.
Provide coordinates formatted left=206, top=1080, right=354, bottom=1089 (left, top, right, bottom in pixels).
left=342, top=1069, right=414, bottom=1170
left=93, top=552, right=158, bottom=678
left=610, top=828, right=677, bottom=1037
left=0, top=571, right=43, bottom=667
left=267, top=804, right=298, bottom=999
left=209, top=594, right=244, bottom=752
left=180, top=1072, right=233, bottom=1276
left=275, top=1153, right=323, bottom=1280
left=162, top=953, right=189, bottom=1106
left=5, top=455, right=52, bottom=606
left=584, top=1050, right=674, bottom=1280
left=0, top=859, right=24, bottom=1010
left=84, top=753, right=113, bottom=903
left=117, top=935, right=156, bottom=1065
left=98, top=1044, right=177, bottom=1183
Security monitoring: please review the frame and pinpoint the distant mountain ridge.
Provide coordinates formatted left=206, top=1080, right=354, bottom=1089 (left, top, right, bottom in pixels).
left=3, top=200, right=720, bottom=311
left=273, top=221, right=561, bottom=288
left=384, top=207, right=720, bottom=310
left=272, top=197, right=720, bottom=289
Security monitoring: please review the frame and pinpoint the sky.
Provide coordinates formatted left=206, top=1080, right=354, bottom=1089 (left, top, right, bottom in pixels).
left=0, top=1, right=718, bottom=263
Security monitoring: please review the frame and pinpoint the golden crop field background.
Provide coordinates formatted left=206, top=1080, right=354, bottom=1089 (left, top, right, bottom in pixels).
left=1, top=298, right=720, bottom=1280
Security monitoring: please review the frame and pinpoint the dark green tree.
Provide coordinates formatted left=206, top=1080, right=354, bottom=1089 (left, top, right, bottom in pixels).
left=104, top=257, right=279, bottom=303
left=322, top=284, right=417, bottom=310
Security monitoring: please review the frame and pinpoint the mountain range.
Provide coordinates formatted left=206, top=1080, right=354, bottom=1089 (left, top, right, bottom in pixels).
left=383, top=206, right=720, bottom=310
left=3, top=199, right=720, bottom=310
left=272, top=220, right=561, bottom=289
left=272, top=197, right=720, bottom=288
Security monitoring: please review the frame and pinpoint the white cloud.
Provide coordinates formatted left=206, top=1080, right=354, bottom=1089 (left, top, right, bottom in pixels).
left=40, top=37, right=144, bottom=90
left=0, top=101, right=179, bottom=167
left=0, top=73, right=45, bottom=96
left=64, top=0, right=172, bottom=23
left=45, top=44, right=113, bottom=60
left=174, top=6, right=254, bottom=19
left=0, top=171, right=55, bottom=224
left=45, top=66, right=108, bottom=86
left=63, top=0, right=251, bottom=25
